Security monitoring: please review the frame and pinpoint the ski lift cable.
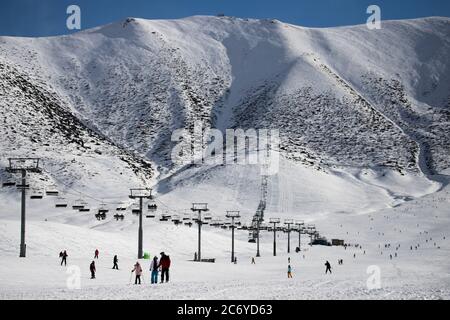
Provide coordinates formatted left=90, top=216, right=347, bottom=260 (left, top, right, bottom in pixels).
left=41, top=167, right=124, bottom=205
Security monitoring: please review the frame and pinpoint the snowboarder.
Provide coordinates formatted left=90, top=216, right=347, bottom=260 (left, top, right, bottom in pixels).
left=150, top=256, right=159, bottom=284
left=158, top=252, right=171, bottom=283
left=251, top=257, right=256, bottom=264
left=94, top=249, right=99, bottom=259
left=131, top=261, right=143, bottom=285
left=287, top=265, right=293, bottom=278
left=112, top=255, right=119, bottom=270
left=90, top=261, right=96, bottom=279
left=325, top=261, right=332, bottom=274
left=60, top=250, right=68, bottom=266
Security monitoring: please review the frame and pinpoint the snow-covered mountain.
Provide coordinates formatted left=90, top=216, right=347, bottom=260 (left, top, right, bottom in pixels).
left=1, top=15, right=449, bottom=215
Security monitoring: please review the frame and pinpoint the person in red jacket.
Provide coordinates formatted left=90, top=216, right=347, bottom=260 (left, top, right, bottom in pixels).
left=158, top=252, right=171, bottom=283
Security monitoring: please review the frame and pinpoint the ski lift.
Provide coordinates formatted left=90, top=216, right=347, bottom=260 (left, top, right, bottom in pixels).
left=184, top=221, right=193, bottom=227
left=204, top=213, right=212, bottom=220
left=98, top=202, right=109, bottom=214
left=72, top=198, right=85, bottom=210
left=55, top=197, right=68, bottom=208
left=114, top=213, right=125, bottom=221
left=147, top=200, right=158, bottom=212
left=221, top=225, right=228, bottom=230
left=79, top=201, right=90, bottom=212
left=116, top=202, right=127, bottom=211
left=172, top=215, right=181, bottom=225
left=45, top=185, right=59, bottom=196
left=95, top=212, right=106, bottom=220
left=30, top=189, right=44, bottom=199
left=159, top=215, right=169, bottom=222
left=146, top=214, right=155, bottom=218
left=131, top=203, right=140, bottom=215
left=2, top=181, right=16, bottom=187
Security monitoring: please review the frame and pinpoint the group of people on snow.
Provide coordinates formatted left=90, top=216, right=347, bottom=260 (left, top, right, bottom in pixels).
left=131, top=252, right=171, bottom=285
left=59, top=248, right=171, bottom=284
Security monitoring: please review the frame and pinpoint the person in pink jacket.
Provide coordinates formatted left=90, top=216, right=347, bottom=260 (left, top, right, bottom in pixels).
left=131, top=261, right=143, bottom=285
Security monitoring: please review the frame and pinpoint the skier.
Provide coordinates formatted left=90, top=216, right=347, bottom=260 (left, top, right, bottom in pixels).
left=234, top=257, right=237, bottom=264
left=287, top=265, right=293, bottom=278
left=158, top=252, right=171, bottom=283
left=288, top=257, right=291, bottom=264
left=325, top=261, right=332, bottom=274
left=94, top=249, right=99, bottom=259
left=251, top=257, right=256, bottom=264
left=150, top=256, right=159, bottom=284
left=131, top=261, right=143, bottom=285
left=90, top=261, right=96, bottom=279
left=112, top=255, right=119, bottom=270
left=60, top=250, right=68, bottom=266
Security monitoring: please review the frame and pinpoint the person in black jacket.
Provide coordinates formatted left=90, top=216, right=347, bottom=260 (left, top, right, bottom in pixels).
left=60, top=250, right=68, bottom=266
left=112, top=255, right=119, bottom=270
left=158, top=252, right=171, bottom=283
left=90, top=261, right=96, bottom=279
left=325, top=261, right=332, bottom=274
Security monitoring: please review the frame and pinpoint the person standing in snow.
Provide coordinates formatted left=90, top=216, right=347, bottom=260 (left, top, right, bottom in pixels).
left=287, top=265, right=293, bottom=278
left=251, top=257, right=256, bottom=264
left=325, top=261, right=332, bottom=274
left=150, top=256, right=159, bottom=284
left=60, top=250, right=68, bottom=266
left=94, top=249, right=99, bottom=259
left=158, top=252, right=171, bottom=283
left=112, top=255, right=119, bottom=270
left=90, top=261, right=96, bottom=279
left=131, top=261, right=143, bottom=285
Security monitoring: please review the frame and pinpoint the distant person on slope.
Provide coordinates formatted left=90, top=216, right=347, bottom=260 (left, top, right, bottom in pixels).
left=150, top=256, right=160, bottom=284
left=112, top=255, right=119, bottom=270
left=90, top=261, right=96, bottom=279
left=131, top=261, right=143, bottom=285
left=158, top=252, right=171, bottom=283
left=251, top=257, right=256, bottom=264
left=60, top=250, right=68, bottom=266
left=94, top=249, right=99, bottom=259
left=287, top=265, right=293, bottom=278
left=325, top=261, right=332, bottom=274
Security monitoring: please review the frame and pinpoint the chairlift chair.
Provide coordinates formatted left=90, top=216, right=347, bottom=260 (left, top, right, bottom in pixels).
left=116, top=202, right=127, bottom=211
left=45, top=185, right=59, bottom=196
left=98, top=203, right=109, bottom=214
left=131, top=203, right=141, bottom=215
left=30, top=189, right=44, bottom=199
left=114, top=213, right=125, bottom=221
left=147, top=200, right=158, bottom=212
left=79, top=201, right=90, bottom=212
left=2, top=181, right=16, bottom=187
left=55, top=197, right=68, bottom=208
left=72, top=199, right=85, bottom=210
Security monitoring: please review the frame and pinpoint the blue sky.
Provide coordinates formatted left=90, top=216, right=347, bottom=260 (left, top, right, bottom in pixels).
left=0, top=0, right=449, bottom=37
